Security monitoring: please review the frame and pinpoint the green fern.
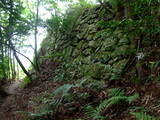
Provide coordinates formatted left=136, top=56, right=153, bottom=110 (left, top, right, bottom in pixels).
left=129, top=106, right=145, bottom=112
left=85, top=88, right=139, bottom=119
left=85, top=96, right=127, bottom=119
left=127, top=93, right=139, bottom=103
left=96, top=96, right=126, bottom=114
left=26, top=84, right=74, bottom=119
left=108, top=88, right=124, bottom=97
left=131, top=112, right=160, bottom=120
left=85, top=105, right=107, bottom=120
left=52, top=84, right=74, bottom=97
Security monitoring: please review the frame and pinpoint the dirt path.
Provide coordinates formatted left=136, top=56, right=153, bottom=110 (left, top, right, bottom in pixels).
left=4, top=81, right=21, bottom=95
left=0, top=79, right=57, bottom=120
left=0, top=81, right=20, bottom=119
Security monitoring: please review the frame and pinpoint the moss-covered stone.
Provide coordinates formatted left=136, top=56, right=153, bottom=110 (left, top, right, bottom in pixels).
left=45, top=4, right=136, bottom=84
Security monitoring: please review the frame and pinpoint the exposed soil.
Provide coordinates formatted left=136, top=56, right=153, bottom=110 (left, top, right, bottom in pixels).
left=0, top=59, right=59, bottom=120
left=0, top=79, right=58, bottom=120
left=4, top=81, right=21, bottom=95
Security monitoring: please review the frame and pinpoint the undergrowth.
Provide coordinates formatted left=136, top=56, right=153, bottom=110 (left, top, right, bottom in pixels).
left=85, top=88, right=139, bottom=120
left=19, top=76, right=31, bottom=88
left=24, top=0, right=160, bottom=119
left=131, top=112, right=160, bottom=120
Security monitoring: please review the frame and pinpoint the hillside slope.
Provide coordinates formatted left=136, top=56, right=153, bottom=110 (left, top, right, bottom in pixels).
left=0, top=1, right=160, bottom=120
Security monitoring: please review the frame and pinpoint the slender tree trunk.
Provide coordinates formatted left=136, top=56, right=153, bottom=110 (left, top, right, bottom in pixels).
left=8, top=47, right=10, bottom=80
left=17, top=60, right=19, bottom=80
left=12, top=54, right=16, bottom=80
left=1, top=44, right=6, bottom=80
left=0, top=27, right=7, bottom=80
left=10, top=48, right=14, bottom=80
left=10, top=51, right=16, bottom=80
left=26, top=0, right=41, bottom=72
left=34, top=0, right=40, bottom=72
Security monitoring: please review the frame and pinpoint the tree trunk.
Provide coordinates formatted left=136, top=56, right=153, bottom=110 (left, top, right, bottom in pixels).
left=0, top=27, right=7, bottom=80
left=12, top=54, right=16, bottom=80
left=34, top=0, right=40, bottom=72
left=8, top=47, right=11, bottom=80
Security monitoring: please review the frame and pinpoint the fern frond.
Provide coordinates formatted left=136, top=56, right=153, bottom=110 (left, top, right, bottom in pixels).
left=85, top=88, right=139, bottom=120
left=127, top=93, right=139, bottom=103
left=85, top=105, right=107, bottom=120
left=108, top=88, right=124, bottom=97
left=52, top=84, right=74, bottom=97
left=131, top=112, right=160, bottom=120
left=129, top=106, right=145, bottom=112
left=92, top=96, right=126, bottom=119
left=96, top=96, right=126, bottom=113
left=87, top=96, right=127, bottom=120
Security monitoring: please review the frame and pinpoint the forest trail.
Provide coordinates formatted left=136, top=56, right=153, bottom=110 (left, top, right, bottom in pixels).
left=0, top=79, right=58, bottom=120
left=4, top=81, right=21, bottom=95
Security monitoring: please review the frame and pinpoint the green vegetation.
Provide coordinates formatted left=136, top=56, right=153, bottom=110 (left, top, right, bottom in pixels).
left=19, top=76, right=31, bottom=88
left=131, top=112, right=160, bottom=120
left=85, top=88, right=139, bottom=120
left=0, top=0, right=160, bottom=120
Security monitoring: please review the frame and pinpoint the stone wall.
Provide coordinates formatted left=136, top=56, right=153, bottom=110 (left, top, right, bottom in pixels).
left=42, top=5, right=136, bottom=83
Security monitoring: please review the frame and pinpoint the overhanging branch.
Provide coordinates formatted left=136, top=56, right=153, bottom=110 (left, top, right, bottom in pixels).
left=3, top=43, right=36, bottom=69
